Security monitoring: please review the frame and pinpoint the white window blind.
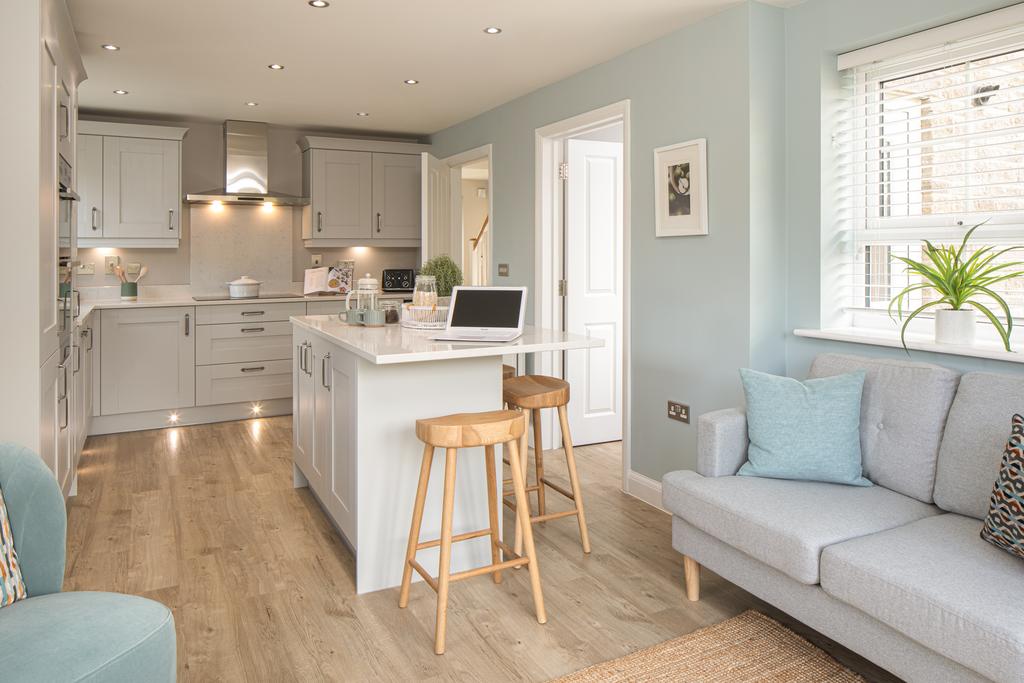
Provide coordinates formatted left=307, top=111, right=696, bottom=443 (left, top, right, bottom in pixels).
left=835, top=20, right=1024, bottom=323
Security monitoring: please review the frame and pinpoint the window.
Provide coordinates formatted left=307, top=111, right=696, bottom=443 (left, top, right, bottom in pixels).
left=836, top=20, right=1024, bottom=334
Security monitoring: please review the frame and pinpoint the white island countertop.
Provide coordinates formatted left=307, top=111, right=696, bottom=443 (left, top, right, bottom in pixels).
left=291, top=315, right=602, bottom=365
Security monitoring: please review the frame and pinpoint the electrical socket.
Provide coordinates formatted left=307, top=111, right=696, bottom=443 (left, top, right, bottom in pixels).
left=127, top=262, right=141, bottom=276
left=667, top=401, right=690, bottom=424
left=104, top=255, right=120, bottom=274
left=77, top=262, right=95, bottom=275
left=311, top=254, right=323, bottom=267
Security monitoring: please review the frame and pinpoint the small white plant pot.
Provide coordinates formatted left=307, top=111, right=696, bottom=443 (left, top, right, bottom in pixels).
left=935, top=308, right=976, bottom=346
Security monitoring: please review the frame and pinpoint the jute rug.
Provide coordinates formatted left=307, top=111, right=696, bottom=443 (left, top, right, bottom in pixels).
left=551, top=610, right=865, bottom=682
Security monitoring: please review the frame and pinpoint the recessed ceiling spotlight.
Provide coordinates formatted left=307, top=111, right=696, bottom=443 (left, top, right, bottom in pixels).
left=245, top=101, right=258, bottom=107
left=356, top=111, right=369, bottom=117
left=113, top=89, right=128, bottom=95
left=404, top=79, right=419, bottom=85
left=268, top=63, right=285, bottom=70
left=483, top=27, right=502, bottom=34
left=101, top=43, right=120, bottom=51
left=308, top=0, right=329, bottom=6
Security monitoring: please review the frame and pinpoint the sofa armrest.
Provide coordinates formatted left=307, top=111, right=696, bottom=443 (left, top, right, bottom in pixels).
left=697, top=408, right=749, bottom=477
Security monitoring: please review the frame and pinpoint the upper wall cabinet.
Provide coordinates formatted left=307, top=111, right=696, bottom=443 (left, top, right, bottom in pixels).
left=300, top=136, right=429, bottom=247
left=77, top=121, right=188, bottom=249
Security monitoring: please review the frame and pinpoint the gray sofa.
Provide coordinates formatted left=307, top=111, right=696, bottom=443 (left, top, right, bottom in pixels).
left=662, top=353, right=1024, bottom=683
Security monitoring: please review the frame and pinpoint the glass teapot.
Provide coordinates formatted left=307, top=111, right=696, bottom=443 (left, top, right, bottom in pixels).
left=345, top=273, right=381, bottom=312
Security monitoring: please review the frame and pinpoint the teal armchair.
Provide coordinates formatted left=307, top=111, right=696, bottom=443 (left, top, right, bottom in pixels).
left=0, top=443, right=176, bottom=682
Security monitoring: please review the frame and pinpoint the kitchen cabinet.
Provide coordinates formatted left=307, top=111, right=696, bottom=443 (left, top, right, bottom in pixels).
left=293, top=332, right=316, bottom=484
left=74, top=321, right=94, bottom=455
left=300, top=136, right=429, bottom=247
left=100, top=307, right=196, bottom=415
left=103, top=136, right=180, bottom=238
left=196, top=359, right=292, bottom=407
left=372, top=153, right=421, bottom=240
left=76, top=134, right=103, bottom=238
left=307, top=149, right=372, bottom=240
left=76, top=122, right=187, bottom=248
left=292, top=332, right=357, bottom=545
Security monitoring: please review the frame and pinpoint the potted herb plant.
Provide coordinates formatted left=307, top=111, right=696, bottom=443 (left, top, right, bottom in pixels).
left=889, top=223, right=1024, bottom=351
left=419, top=254, right=463, bottom=301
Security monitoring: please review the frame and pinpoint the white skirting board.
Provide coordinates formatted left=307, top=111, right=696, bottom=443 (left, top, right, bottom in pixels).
left=624, top=469, right=667, bottom=512
left=89, top=398, right=292, bottom=435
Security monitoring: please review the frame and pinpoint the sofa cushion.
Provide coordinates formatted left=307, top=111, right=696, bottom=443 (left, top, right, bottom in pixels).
left=981, top=414, right=1024, bottom=559
left=0, top=591, right=176, bottom=682
left=661, top=470, right=939, bottom=584
left=821, top=514, right=1024, bottom=683
left=808, top=353, right=960, bottom=503
left=737, top=368, right=871, bottom=486
left=0, top=486, right=26, bottom=607
left=935, top=372, right=1024, bottom=519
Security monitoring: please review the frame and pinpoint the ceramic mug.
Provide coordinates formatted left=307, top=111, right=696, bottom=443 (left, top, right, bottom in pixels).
left=343, top=309, right=365, bottom=325
left=363, top=309, right=385, bottom=327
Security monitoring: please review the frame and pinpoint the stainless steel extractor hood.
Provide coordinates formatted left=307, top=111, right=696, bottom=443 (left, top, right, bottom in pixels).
left=185, top=120, right=308, bottom=206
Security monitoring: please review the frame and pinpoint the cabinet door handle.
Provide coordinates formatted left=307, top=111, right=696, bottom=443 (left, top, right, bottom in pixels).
left=184, top=313, right=190, bottom=336
left=321, top=353, right=331, bottom=389
left=317, top=211, right=323, bottom=233
left=241, top=366, right=265, bottom=373
left=91, top=207, right=99, bottom=231
left=305, top=344, right=313, bottom=377
left=297, top=344, right=305, bottom=373
left=376, top=212, right=382, bottom=233
left=240, top=310, right=265, bottom=317
left=58, top=359, right=68, bottom=400
left=74, top=344, right=81, bottom=374
left=59, top=396, right=69, bottom=430
left=240, top=327, right=265, bottom=333
left=87, top=328, right=94, bottom=350
left=168, top=209, right=175, bottom=230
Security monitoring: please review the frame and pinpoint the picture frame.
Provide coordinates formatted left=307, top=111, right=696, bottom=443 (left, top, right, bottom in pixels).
left=653, top=138, right=708, bottom=237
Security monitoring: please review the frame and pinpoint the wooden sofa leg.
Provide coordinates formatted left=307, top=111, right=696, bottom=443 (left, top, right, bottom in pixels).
left=683, top=556, right=700, bottom=602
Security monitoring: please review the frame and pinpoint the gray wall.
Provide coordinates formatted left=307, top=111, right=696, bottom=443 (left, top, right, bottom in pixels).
left=430, top=3, right=788, bottom=480
left=782, top=0, right=1024, bottom=380
left=76, top=114, right=419, bottom=287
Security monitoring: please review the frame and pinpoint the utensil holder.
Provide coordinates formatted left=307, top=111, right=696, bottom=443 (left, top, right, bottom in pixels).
left=120, top=282, right=138, bottom=301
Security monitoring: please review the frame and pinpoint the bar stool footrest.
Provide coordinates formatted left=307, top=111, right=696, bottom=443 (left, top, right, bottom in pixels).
left=415, top=527, right=492, bottom=551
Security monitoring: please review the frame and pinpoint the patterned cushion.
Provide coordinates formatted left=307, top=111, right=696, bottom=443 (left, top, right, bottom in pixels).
left=980, top=414, right=1024, bottom=560
left=0, top=485, right=26, bottom=606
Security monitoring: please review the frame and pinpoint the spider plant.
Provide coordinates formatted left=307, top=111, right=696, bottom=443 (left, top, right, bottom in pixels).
left=888, top=223, right=1024, bottom=352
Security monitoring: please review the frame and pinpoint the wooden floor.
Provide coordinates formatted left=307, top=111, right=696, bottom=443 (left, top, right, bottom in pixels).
left=65, top=417, right=898, bottom=682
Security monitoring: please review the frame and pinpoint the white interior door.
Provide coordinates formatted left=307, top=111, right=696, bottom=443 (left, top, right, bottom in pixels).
left=421, top=152, right=452, bottom=263
left=565, top=139, right=623, bottom=445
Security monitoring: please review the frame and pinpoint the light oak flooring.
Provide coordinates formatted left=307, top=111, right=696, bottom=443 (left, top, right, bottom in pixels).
left=65, top=417, right=898, bottom=682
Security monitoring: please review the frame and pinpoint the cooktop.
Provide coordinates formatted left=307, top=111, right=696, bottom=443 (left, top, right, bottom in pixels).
left=192, top=292, right=305, bottom=302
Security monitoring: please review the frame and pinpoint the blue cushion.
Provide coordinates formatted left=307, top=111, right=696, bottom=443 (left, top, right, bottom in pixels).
left=0, top=591, right=176, bottom=682
left=737, top=368, right=871, bottom=487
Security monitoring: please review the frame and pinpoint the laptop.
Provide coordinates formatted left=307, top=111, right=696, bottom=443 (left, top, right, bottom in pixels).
left=431, top=286, right=528, bottom=342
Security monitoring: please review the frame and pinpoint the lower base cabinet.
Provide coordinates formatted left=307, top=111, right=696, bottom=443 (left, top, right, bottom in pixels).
left=196, top=359, right=292, bottom=406
left=293, top=332, right=357, bottom=546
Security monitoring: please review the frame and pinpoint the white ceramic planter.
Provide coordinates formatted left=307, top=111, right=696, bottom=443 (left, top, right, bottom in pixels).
left=935, top=308, right=976, bottom=346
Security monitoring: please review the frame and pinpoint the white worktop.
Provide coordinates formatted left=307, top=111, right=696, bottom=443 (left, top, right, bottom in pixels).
left=291, top=315, right=602, bottom=365
left=74, top=289, right=411, bottom=325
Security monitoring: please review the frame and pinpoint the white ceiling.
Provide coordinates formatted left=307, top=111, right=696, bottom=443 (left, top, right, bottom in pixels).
left=69, top=0, right=792, bottom=136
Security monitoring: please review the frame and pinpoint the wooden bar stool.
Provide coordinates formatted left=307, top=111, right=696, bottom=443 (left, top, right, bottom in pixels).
left=398, top=409, right=546, bottom=655
left=502, top=375, right=591, bottom=556
left=502, top=364, right=516, bottom=380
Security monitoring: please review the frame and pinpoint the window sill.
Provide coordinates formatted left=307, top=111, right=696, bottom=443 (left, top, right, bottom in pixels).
left=793, top=327, right=1024, bottom=365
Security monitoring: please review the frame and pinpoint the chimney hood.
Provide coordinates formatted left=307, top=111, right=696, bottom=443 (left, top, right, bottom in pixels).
left=185, top=120, right=308, bottom=206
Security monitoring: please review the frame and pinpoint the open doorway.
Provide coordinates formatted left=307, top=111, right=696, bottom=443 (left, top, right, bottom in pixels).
left=421, top=145, right=492, bottom=286
left=534, top=101, right=630, bottom=493
left=460, top=159, right=490, bottom=286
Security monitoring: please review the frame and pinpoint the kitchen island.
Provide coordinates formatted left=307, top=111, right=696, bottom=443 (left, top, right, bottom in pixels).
left=290, top=315, right=601, bottom=594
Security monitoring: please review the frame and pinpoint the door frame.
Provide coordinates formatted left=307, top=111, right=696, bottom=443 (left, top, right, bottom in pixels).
left=431, top=144, right=493, bottom=279
left=533, top=100, right=631, bottom=496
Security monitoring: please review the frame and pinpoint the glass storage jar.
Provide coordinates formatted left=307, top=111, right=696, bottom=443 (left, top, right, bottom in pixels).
left=412, top=275, right=438, bottom=307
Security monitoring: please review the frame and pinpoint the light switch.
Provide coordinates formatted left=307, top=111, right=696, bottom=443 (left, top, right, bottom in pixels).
left=498, top=263, right=510, bottom=277
left=311, top=254, right=323, bottom=266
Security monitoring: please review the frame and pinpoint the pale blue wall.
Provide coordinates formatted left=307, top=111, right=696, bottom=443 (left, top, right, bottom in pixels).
left=783, top=0, right=1024, bottom=379
left=430, top=5, right=783, bottom=480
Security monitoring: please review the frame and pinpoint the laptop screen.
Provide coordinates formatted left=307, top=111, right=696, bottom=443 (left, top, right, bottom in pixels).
left=449, top=289, right=525, bottom=328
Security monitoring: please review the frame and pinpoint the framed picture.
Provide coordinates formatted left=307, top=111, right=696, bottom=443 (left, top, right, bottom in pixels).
left=653, top=138, right=708, bottom=237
